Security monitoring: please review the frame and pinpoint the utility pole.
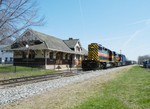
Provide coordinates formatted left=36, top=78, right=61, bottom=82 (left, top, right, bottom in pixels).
left=26, top=44, right=29, bottom=67
left=120, top=50, right=122, bottom=54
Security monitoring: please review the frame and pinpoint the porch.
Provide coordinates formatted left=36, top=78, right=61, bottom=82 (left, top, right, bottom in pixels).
left=13, top=50, right=84, bottom=69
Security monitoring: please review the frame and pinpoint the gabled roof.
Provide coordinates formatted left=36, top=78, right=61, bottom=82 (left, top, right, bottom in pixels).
left=80, top=47, right=88, bottom=55
left=31, top=30, right=74, bottom=53
left=63, top=39, right=79, bottom=48
left=3, top=29, right=88, bottom=55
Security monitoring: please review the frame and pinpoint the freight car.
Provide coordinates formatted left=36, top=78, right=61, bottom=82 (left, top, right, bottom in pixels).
left=82, top=43, right=126, bottom=70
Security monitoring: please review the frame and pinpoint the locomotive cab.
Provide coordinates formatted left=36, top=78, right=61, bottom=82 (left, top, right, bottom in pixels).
left=82, top=43, right=127, bottom=70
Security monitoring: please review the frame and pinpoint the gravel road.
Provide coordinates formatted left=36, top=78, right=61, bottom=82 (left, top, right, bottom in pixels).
left=0, top=66, right=132, bottom=105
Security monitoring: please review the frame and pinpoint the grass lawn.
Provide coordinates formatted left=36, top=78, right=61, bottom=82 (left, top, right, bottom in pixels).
left=0, top=65, right=58, bottom=79
left=0, top=64, right=39, bottom=73
left=72, top=66, right=150, bottom=109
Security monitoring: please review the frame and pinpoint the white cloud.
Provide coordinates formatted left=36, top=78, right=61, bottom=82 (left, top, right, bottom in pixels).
left=121, top=30, right=142, bottom=49
left=101, top=36, right=127, bottom=41
left=129, top=19, right=150, bottom=26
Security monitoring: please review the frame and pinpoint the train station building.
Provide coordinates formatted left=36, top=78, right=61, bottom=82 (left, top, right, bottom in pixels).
left=4, top=29, right=88, bottom=69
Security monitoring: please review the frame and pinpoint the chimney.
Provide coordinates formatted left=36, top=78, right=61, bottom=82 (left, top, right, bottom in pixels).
left=69, top=38, right=73, bottom=40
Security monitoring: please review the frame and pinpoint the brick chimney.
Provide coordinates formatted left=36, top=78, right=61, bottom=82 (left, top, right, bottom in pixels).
left=69, top=38, right=73, bottom=40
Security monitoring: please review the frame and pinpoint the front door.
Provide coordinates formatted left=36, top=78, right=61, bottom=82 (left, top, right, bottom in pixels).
left=56, top=52, right=62, bottom=64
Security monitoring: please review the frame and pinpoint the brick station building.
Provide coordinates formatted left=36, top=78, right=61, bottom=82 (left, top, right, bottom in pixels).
left=4, top=29, right=87, bottom=69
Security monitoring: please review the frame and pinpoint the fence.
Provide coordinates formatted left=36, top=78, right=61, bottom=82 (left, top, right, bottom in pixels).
left=0, top=62, right=82, bottom=73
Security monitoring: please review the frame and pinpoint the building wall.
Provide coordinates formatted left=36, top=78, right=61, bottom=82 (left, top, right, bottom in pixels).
left=73, top=41, right=83, bottom=66
left=35, top=51, right=45, bottom=58
left=74, top=41, right=82, bottom=53
left=0, top=45, right=13, bottom=64
left=13, top=50, right=45, bottom=67
left=13, top=50, right=74, bottom=69
left=13, top=43, right=86, bottom=69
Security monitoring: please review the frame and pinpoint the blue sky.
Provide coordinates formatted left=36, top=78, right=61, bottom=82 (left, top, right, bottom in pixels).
left=34, top=0, right=150, bottom=61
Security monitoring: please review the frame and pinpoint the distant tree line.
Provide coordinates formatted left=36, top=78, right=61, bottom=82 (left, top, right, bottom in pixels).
left=138, top=55, right=150, bottom=64
left=0, top=0, right=45, bottom=45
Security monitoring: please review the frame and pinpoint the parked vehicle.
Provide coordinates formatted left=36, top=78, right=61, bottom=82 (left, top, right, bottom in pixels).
left=143, top=60, right=150, bottom=68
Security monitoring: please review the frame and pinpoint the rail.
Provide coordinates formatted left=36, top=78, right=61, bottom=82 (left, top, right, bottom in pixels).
left=0, top=71, right=77, bottom=86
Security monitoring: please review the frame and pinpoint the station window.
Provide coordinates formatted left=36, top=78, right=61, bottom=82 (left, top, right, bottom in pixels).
left=65, top=54, right=68, bottom=60
left=76, top=46, right=80, bottom=52
left=10, top=57, right=13, bottom=62
left=5, top=57, right=8, bottom=62
left=50, top=52, right=53, bottom=59
left=29, top=52, right=35, bottom=59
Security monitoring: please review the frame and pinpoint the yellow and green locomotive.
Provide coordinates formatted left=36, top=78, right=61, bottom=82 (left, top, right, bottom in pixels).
left=82, top=43, right=126, bottom=70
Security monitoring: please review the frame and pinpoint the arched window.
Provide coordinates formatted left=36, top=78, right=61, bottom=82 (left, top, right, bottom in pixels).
left=76, top=46, right=80, bottom=52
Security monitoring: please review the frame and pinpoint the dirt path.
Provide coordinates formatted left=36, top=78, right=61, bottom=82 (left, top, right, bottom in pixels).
left=0, top=66, right=133, bottom=109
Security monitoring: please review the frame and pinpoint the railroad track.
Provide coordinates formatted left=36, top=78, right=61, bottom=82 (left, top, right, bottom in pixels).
left=0, top=68, right=114, bottom=88
left=0, top=71, right=78, bottom=87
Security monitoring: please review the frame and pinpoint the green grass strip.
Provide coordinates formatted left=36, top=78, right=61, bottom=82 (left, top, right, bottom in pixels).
left=0, top=65, right=39, bottom=73
left=73, top=66, right=150, bottom=109
left=0, top=65, right=58, bottom=79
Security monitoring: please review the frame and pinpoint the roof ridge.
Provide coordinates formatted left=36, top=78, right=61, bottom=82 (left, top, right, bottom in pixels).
left=29, top=29, right=45, bottom=42
left=63, top=39, right=79, bottom=41
left=29, top=29, right=75, bottom=53
left=30, top=29, right=63, bottom=41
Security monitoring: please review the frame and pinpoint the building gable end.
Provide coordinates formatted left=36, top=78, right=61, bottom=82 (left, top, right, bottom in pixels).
left=11, top=29, right=44, bottom=49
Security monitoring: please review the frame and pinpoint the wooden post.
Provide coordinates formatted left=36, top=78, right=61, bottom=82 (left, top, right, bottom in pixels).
left=44, top=50, right=47, bottom=69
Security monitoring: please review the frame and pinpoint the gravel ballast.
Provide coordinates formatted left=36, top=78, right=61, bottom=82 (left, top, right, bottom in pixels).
left=0, top=66, right=131, bottom=105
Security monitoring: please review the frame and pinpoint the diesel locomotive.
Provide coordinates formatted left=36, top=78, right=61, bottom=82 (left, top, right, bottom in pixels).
left=82, top=43, right=126, bottom=70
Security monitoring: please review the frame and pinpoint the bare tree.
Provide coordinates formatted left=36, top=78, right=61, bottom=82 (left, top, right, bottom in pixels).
left=0, top=0, right=45, bottom=44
